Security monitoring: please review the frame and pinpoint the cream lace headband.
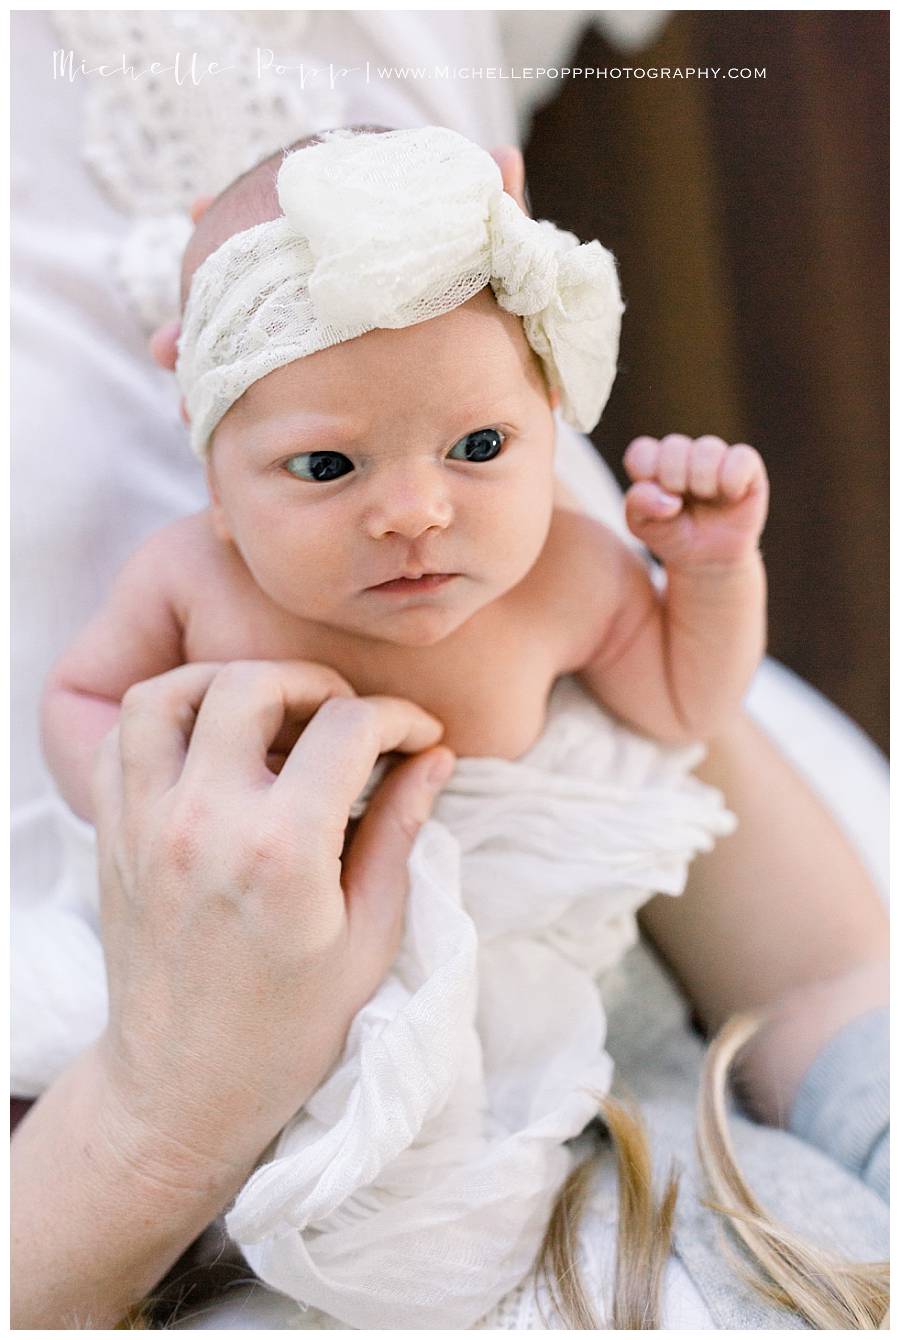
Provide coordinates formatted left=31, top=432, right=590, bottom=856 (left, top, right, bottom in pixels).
left=176, top=126, right=624, bottom=457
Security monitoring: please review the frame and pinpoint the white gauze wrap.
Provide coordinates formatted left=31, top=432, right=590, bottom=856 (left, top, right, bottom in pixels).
left=175, top=126, right=624, bottom=456
left=12, top=682, right=735, bottom=1329
left=225, top=681, right=735, bottom=1328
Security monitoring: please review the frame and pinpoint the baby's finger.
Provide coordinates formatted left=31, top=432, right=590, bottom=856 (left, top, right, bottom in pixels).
left=720, top=445, right=766, bottom=501
left=623, top=436, right=660, bottom=482
left=687, top=436, right=728, bottom=499
left=656, top=434, right=692, bottom=494
left=625, top=480, right=683, bottom=529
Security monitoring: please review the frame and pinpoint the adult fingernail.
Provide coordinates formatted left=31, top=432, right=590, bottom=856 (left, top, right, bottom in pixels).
left=426, top=749, right=455, bottom=788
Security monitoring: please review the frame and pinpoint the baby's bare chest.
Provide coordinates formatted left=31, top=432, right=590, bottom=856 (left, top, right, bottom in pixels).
left=181, top=585, right=568, bottom=761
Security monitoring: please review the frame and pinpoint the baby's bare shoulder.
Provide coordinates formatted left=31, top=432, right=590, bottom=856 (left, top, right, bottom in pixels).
left=516, top=505, right=636, bottom=671
left=130, top=510, right=219, bottom=568
left=538, top=504, right=630, bottom=601
left=125, top=510, right=228, bottom=607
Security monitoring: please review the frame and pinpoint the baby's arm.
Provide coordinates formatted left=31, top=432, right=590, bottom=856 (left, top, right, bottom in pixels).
left=575, top=434, right=768, bottom=743
left=41, top=529, right=186, bottom=821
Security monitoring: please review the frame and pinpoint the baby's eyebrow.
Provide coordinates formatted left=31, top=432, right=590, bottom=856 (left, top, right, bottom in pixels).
left=254, top=414, right=363, bottom=453
left=254, top=398, right=522, bottom=455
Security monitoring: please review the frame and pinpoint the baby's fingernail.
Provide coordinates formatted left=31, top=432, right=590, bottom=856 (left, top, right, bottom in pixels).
left=653, top=486, right=681, bottom=507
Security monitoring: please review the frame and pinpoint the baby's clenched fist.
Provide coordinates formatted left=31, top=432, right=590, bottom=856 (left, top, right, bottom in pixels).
left=623, top=433, right=769, bottom=569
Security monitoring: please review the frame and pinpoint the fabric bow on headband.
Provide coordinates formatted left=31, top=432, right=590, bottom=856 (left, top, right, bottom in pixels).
left=177, top=126, right=624, bottom=457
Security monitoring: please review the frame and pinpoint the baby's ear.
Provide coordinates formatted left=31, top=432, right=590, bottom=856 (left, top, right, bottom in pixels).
left=205, top=457, right=234, bottom=543
left=548, top=387, right=561, bottom=411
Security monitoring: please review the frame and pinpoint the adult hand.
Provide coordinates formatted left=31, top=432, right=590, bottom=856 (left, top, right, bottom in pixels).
left=94, top=659, right=453, bottom=1180
left=12, top=660, right=453, bottom=1327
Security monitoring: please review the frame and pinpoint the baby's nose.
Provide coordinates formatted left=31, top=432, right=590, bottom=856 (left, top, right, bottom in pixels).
left=364, top=470, right=454, bottom=541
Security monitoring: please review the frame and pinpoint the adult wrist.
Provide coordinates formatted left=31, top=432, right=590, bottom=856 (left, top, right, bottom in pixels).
left=92, top=1037, right=260, bottom=1205
left=12, top=1043, right=251, bottom=1328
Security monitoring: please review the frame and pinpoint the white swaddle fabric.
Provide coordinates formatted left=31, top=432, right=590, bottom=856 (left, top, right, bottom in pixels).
left=226, top=678, right=735, bottom=1328
left=10, top=676, right=734, bottom=1328
left=11, top=678, right=735, bottom=1326
left=10, top=675, right=733, bottom=1323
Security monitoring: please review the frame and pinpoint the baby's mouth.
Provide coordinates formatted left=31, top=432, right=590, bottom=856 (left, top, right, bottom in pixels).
left=366, top=573, right=459, bottom=595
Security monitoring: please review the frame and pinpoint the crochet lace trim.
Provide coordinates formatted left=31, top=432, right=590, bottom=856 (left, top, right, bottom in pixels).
left=51, top=10, right=346, bottom=331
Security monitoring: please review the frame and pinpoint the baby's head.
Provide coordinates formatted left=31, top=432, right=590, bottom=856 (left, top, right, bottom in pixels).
left=177, top=126, right=622, bottom=647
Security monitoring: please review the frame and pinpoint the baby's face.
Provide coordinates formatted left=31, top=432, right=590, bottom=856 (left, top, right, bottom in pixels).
left=207, top=288, right=557, bottom=647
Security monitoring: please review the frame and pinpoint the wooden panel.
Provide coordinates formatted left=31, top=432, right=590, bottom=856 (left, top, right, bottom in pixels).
left=524, top=11, right=888, bottom=751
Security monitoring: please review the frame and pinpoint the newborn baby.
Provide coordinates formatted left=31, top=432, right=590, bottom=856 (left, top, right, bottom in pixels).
left=42, top=125, right=768, bottom=820
left=34, top=124, right=765, bottom=1326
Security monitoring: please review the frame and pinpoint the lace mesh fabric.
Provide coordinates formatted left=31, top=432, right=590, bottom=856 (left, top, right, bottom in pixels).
left=50, top=10, right=344, bottom=331
left=177, top=126, right=624, bottom=454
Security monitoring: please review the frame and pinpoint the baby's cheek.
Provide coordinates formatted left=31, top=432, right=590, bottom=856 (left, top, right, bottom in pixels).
left=492, top=491, right=552, bottom=585
left=240, top=523, right=330, bottom=611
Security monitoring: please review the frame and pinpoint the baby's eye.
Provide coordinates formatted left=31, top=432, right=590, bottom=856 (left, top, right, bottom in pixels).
left=446, top=428, right=506, bottom=463
left=284, top=452, right=354, bottom=483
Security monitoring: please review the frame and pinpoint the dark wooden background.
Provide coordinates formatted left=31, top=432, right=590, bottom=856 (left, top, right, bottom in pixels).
left=524, top=10, right=888, bottom=752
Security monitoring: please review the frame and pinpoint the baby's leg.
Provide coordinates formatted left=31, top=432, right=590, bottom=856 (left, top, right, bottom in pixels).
left=638, top=712, right=887, bottom=1179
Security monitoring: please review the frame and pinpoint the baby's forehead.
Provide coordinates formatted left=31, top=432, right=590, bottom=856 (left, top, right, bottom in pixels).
left=232, top=294, right=544, bottom=445
left=266, top=287, right=532, bottom=380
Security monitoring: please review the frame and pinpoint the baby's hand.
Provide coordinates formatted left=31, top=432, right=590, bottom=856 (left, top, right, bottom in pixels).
left=623, top=434, right=769, bottom=569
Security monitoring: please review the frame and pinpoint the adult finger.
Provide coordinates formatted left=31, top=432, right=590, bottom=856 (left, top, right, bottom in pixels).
left=275, top=695, right=444, bottom=825
left=344, top=746, right=455, bottom=976
left=490, top=144, right=530, bottom=215
left=190, top=194, right=215, bottom=223
left=118, top=663, right=225, bottom=808
left=181, top=660, right=355, bottom=790
left=148, top=321, right=180, bottom=371
left=90, top=725, right=125, bottom=859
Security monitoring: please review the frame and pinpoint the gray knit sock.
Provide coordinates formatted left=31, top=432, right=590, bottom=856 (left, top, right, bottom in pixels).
left=789, top=1006, right=888, bottom=1203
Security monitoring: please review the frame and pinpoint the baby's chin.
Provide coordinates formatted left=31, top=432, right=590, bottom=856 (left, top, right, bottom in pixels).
left=321, top=577, right=499, bottom=648
left=350, top=599, right=480, bottom=649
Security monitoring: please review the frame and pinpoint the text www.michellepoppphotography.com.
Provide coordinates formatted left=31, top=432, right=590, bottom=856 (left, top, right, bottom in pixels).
left=50, top=48, right=767, bottom=88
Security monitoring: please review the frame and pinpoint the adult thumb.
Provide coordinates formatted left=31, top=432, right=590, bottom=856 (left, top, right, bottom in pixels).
left=343, top=746, right=455, bottom=967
